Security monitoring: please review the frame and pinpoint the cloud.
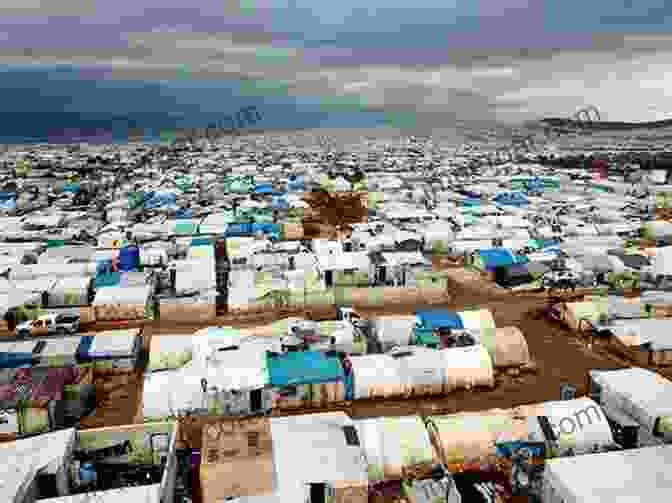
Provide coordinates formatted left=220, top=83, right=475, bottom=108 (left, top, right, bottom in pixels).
left=0, top=13, right=672, bottom=126
left=0, top=0, right=98, bottom=17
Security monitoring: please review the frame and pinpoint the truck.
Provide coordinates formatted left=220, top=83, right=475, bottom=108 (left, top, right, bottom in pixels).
left=15, top=312, right=80, bottom=339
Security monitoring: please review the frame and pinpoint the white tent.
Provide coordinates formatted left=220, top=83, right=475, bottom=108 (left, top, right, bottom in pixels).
left=543, top=445, right=672, bottom=503
left=590, top=368, right=672, bottom=442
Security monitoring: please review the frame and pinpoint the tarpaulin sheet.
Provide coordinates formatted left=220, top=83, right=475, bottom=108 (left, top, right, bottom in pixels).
left=494, top=192, right=529, bottom=206
left=143, top=191, right=178, bottom=209
left=76, top=336, right=95, bottom=362
left=288, top=178, right=305, bottom=192
left=176, top=208, right=192, bottom=219
left=416, top=309, right=464, bottom=330
left=272, top=195, right=290, bottom=209
left=478, top=248, right=516, bottom=269
left=251, top=223, right=281, bottom=237
left=226, top=223, right=253, bottom=236
left=0, top=353, right=34, bottom=369
left=267, top=351, right=344, bottom=386
left=255, top=183, right=275, bottom=194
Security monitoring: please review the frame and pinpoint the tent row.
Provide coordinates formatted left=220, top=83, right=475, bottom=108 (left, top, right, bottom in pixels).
left=194, top=390, right=671, bottom=503
left=143, top=329, right=502, bottom=420
left=0, top=328, right=143, bottom=370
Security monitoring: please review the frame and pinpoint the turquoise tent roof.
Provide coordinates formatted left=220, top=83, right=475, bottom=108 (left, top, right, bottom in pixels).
left=478, top=248, right=517, bottom=269
left=267, top=351, right=344, bottom=386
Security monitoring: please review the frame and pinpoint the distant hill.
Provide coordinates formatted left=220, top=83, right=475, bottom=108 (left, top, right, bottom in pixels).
left=539, top=117, right=672, bottom=131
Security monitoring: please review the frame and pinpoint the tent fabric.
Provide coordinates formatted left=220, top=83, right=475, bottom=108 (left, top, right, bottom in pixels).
left=590, top=368, right=672, bottom=438
left=494, top=192, right=529, bottom=206
left=606, top=319, right=672, bottom=351
left=543, top=444, right=672, bottom=503
left=0, top=353, right=34, bottom=369
left=255, top=183, right=275, bottom=194
left=478, top=249, right=517, bottom=269
left=416, top=309, right=464, bottom=330
left=267, top=351, right=344, bottom=386
left=143, top=191, right=178, bottom=209
left=272, top=194, right=289, bottom=209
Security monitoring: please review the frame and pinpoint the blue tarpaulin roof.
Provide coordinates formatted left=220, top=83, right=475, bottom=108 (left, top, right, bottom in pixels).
left=267, top=351, right=344, bottom=386
left=288, top=176, right=305, bottom=192
left=478, top=248, right=517, bottom=269
left=494, top=192, right=529, bottom=206
left=255, top=183, right=275, bottom=194
left=225, top=223, right=253, bottom=236
left=416, top=309, right=464, bottom=330
left=272, top=194, right=289, bottom=209
left=144, top=191, right=178, bottom=210
left=0, top=353, right=34, bottom=369
left=176, top=208, right=192, bottom=219
left=252, top=223, right=281, bottom=235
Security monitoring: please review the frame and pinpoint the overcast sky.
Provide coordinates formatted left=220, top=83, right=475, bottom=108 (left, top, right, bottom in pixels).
left=1, top=0, right=672, bottom=136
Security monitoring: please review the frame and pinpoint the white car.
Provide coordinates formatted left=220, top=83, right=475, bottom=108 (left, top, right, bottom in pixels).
left=15, top=313, right=80, bottom=339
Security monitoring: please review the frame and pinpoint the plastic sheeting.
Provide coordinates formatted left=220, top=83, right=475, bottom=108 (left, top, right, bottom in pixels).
left=348, top=345, right=494, bottom=400
left=143, top=191, right=178, bottom=210
left=441, top=345, right=495, bottom=392
left=543, top=444, right=672, bottom=503
left=396, top=347, right=450, bottom=398
left=425, top=409, right=529, bottom=467
left=478, top=326, right=531, bottom=368
left=355, top=415, right=439, bottom=481
left=590, top=367, right=672, bottom=441
left=268, top=351, right=344, bottom=387
left=457, top=309, right=496, bottom=332
left=348, top=354, right=405, bottom=400
left=371, top=316, right=416, bottom=351
left=522, top=397, right=614, bottom=454
left=147, top=334, right=193, bottom=372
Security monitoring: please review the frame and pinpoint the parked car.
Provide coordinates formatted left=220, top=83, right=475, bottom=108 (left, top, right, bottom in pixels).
left=15, top=313, right=81, bottom=339
left=543, top=270, right=581, bottom=292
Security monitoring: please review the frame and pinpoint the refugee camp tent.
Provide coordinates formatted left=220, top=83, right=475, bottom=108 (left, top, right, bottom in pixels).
left=523, top=397, right=615, bottom=454
left=267, top=351, right=345, bottom=409
left=355, top=415, right=440, bottom=482
left=370, top=316, right=417, bottom=352
left=47, top=276, right=93, bottom=306
left=0, top=428, right=76, bottom=502
left=543, top=445, right=672, bottom=503
left=92, top=284, right=151, bottom=321
left=199, top=412, right=368, bottom=503
left=590, top=368, right=672, bottom=443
